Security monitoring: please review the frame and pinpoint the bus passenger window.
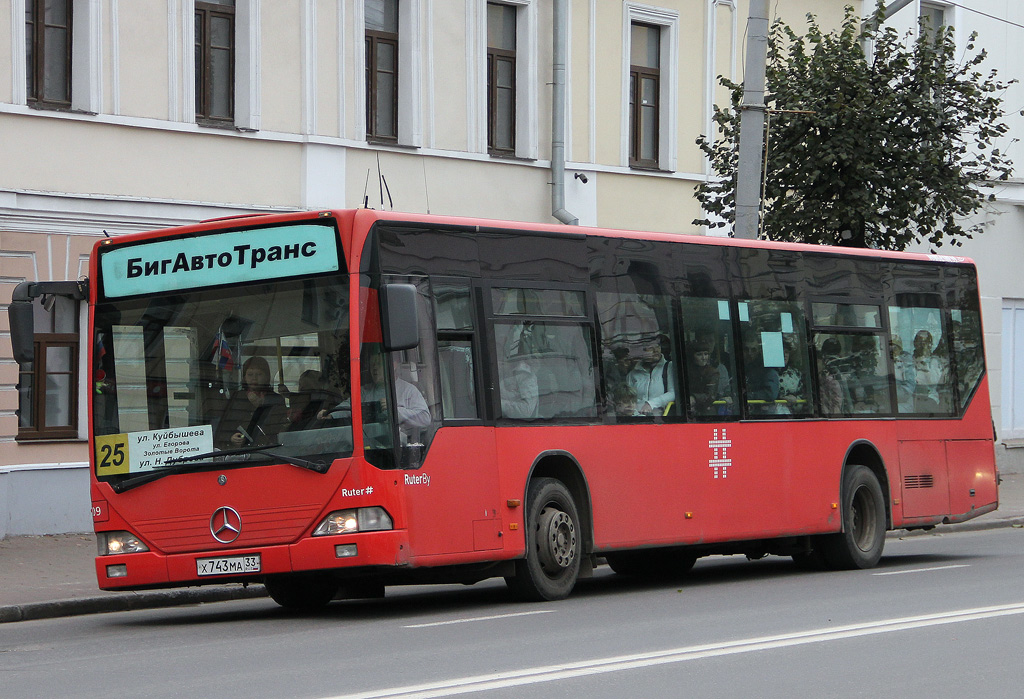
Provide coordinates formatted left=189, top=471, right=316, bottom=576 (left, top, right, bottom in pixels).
left=680, top=298, right=738, bottom=419
left=738, top=301, right=813, bottom=416
left=848, top=335, right=891, bottom=414
left=434, top=282, right=479, bottom=420
left=596, top=291, right=678, bottom=420
left=951, top=311, right=984, bottom=411
left=626, top=334, right=676, bottom=417
left=889, top=306, right=953, bottom=415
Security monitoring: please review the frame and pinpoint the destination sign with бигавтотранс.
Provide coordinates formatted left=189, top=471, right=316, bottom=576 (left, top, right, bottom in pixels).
left=99, top=223, right=340, bottom=297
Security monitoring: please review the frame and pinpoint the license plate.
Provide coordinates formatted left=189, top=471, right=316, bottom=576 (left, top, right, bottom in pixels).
left=196, top=554, right=261, bottom=576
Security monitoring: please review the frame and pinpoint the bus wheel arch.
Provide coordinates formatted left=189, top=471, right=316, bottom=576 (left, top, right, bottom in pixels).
left=505, top=453, right=591, bottom=601
left=819, top=444, right=889, bottom=570
left=843, top=441, right=892, bottom=531
left=524, top=451, right=594, bottom=558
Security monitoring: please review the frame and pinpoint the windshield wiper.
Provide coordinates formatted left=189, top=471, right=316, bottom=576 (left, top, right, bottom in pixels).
left=111, top=445, right=328, bottom=494
left=111, top=461, right=214, bottom=494
left=166, top=444, right=328, bottom=474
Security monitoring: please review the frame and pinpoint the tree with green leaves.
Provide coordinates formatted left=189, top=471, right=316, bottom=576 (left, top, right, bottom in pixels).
left=695, top=2, right=1018, bottom=249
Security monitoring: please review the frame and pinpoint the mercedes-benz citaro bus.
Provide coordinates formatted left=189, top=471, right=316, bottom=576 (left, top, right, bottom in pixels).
left=8, top=209, right=999, bottom=608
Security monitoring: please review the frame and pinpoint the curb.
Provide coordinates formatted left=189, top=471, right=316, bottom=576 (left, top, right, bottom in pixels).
left=0, top=584, right=267, bottom=624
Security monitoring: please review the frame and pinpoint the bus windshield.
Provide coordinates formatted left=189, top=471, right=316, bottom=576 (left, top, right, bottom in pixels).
left=92, top=272, right=352, bottom=484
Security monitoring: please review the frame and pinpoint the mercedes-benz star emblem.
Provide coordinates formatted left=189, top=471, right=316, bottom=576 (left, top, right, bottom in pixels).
left=210, top=506, right=242, bottom=544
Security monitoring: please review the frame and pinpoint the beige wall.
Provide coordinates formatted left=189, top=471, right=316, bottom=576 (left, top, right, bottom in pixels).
left=261, top=0, right=304, bottom=134
left=0, top=2, right=11, bottom=103
left=118, top=1, right=171, bottom=119
left=0, top=0, right=865, bottom=512
left=0, top=114, right=303, bottom=206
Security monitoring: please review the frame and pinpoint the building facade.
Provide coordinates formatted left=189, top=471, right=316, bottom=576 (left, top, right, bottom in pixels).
left=870, top=1, right=1024, bottom=468
left=7, top=0, right=1019, bottom=536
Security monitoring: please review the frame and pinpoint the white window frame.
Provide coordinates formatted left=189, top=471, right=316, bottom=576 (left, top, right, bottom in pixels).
left=622, top=3, right=679, bottom=172
left=355, top=0, right=423, bottom=147
left=11, top=0, right=101, bottom=111
left=179, top=0, right=260, bottom=129
left=469, top=0, right=538, bottom=159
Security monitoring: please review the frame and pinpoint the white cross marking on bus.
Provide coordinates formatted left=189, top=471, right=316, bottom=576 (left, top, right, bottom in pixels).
left=709, top=428, right=732, bottom=479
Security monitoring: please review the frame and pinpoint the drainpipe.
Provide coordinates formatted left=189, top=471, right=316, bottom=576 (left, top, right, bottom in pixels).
left=551, top=0, right=578, bottom=225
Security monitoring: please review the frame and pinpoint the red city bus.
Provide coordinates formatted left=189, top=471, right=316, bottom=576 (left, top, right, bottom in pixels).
left=10, top=209, right=999, bottom=606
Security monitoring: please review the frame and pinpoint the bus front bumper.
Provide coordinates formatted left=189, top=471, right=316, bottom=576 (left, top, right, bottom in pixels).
left=96, top=529, right=410, bottom=591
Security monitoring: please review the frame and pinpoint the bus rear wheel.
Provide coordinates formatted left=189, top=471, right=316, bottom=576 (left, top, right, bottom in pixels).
left=820, top=464, right=887, bottom=570
left=264, top=573, right=338, bottom=610
left=506, top=478, right=582, bottom=601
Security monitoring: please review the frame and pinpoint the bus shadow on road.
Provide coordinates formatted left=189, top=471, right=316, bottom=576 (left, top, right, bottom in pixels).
left=109, top=550, right=993, bottom=629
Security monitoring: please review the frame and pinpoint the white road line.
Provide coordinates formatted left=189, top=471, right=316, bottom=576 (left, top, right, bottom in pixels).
left=403, top=610, right=555, bottom=628
left=873, top=564, right=971, bottom=576
left=327, top=602, right=1024, bottom=699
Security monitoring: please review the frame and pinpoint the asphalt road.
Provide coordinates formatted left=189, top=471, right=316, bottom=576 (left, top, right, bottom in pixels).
left=3, top=527, right=1023, bottom=699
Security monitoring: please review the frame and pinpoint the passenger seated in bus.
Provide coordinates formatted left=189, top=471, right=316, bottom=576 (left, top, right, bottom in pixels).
left=284, top=370, right=337, bottom=431
left=363, top=353, right=430, bottom=442
left=952, top=320, right=983, bottom=404
left=890, top=335, right=916, bottom=413
left=778, top=336, right=809, bottom=413
left=848, top=335, right=888, bottom=413
left=316, top=356, right=353, bottom=423
left=215, top=356, right=288, bottom=448
left=500, top=356, right=540, bottom=418
left=742, top=336, right=780, bottom=415
left=603, top=345, right=636, bottom=390
left=913, top=329, right=946, bottom=411
left=687, top=340, right=731, bottom=415
left=627, top=334, right=675, bottom=416
left=611, top=384, right=640, bottom=417
left=817, top=338, right=848, bottom=414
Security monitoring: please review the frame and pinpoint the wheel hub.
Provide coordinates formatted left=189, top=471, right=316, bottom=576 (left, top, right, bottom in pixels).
left=537, top=506, right=577, bottom=570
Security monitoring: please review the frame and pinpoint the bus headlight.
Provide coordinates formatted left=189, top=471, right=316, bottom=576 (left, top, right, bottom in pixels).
left=97, top=531, right=150, bottom=555
left=313, top=507, right=393, bottom=536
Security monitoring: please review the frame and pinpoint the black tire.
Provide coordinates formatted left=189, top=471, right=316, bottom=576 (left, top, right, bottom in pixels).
left=505, top=478, right=582, bottom=601
left=264, top=573, right=338, bottom=610
left=606, top=549, right=697, bottom=579
left=820, top=464, right=887, bottom=570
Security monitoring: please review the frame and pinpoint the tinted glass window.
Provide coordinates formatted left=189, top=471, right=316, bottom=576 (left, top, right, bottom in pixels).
left=679, top=298, right=739, bottom=419
left=738, top=300, right=813, bottom=416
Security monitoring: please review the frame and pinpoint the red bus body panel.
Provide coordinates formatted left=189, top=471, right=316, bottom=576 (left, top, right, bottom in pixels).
left=87, top=209, right=999, bottom=592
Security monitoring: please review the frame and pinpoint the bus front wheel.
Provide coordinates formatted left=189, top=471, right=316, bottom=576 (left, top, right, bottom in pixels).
left=820, top=464, right=887, bottom=570
left=264, top=573, right=338, bottom=610
left=506, top=477, right=582, bottom=601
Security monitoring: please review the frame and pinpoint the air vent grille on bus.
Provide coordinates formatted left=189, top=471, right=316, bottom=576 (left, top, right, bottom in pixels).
left=904, top=474, right=935, bottom=489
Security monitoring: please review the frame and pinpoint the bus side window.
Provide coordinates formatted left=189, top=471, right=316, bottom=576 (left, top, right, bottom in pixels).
left=738, top=301, right=813, bottom=417
left=680, top=298, right=739, bottom=419
left=596, top=291, right=679, bottom=420
left=434, top=282, right=479, bottom=420
left=889, top=306, right=954, bottom=415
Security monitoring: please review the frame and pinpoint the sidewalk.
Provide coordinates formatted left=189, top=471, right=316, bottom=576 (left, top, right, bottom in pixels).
left=2, top=472, right=1022, bottom=623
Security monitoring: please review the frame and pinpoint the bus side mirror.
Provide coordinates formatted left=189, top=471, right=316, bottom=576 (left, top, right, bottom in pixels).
left=380, top=283, right=420, bottom=352
left=9, top=282, right=36, bottom=365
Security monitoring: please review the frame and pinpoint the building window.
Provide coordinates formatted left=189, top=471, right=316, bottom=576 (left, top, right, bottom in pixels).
left=195, top=0, right=235, bottom=123
left=25, top=0, right=73, bottom=108
left=366, top=0, right=399, bottom=143
left=17, top=296, right=80, bottom=441
left=629, top=22, right=660, bottom=169
left=920, top=2, right=948, bottom=43
left=487, top=3, right=517, bottom=155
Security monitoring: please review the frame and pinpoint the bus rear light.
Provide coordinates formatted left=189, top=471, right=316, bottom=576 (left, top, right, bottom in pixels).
left=313, top=507, right=393, bottom=536
left=97, top=531, right=150, bottom=556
